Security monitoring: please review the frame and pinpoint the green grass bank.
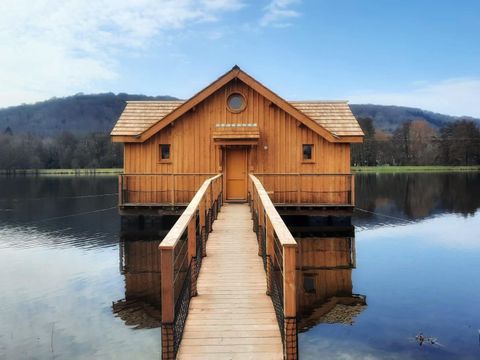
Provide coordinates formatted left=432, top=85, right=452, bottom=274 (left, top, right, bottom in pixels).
left=352, top=165, right=480, bottom=173
left=0, top=166, right=479, bottom=176
left=0, top=168, right=123, bottom=176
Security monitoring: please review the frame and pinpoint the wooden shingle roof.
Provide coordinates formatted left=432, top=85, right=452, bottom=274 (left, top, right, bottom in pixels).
left=111, top=100, right=363, bottom=138
left=111, top=101, right=183, bottom=136
left=290, top=101, right=364, bottom=137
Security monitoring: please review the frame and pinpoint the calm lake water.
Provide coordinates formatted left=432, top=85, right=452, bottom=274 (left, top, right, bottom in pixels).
left=0, top=173, right=479, bottom=359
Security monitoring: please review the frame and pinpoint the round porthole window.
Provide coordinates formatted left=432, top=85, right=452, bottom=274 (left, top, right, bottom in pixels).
left=227, top=93, right=246, bottom=113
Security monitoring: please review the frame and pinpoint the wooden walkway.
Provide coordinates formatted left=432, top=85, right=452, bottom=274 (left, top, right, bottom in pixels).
left=177, top=203, right=283, bottom=360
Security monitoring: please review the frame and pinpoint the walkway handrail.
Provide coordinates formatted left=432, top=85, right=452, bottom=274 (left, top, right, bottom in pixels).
left=118, top=173, right=219, bottom=206
left=161, top=174, right=222, bottom=249
left=249, top=174, right=298, bottom=360
left=159, top=174, right=223, bottom=359
left=252, top=172, right=355, bottom=205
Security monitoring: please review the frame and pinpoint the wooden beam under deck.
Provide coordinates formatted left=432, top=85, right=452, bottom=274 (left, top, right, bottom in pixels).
left=119, top=202, right=354, bottom=217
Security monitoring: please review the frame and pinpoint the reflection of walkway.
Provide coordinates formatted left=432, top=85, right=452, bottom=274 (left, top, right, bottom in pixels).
left=177, top=204, right=283, bottom=359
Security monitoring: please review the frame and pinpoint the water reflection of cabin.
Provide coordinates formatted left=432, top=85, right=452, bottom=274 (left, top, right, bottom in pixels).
left=112, top=233, right=367, bottom=332
left=111, top=66, right=363, bottom=214
left=113, top=237, right=162, bottom=328
left=296, top=235, right=366, bottom=330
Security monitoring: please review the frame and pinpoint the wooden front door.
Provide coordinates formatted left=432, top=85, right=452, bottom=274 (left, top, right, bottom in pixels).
left=225, top=148, right=247, bottom=201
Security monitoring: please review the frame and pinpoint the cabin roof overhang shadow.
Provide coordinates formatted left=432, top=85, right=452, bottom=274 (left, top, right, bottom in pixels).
left=110, top=65, right=364, bottom=143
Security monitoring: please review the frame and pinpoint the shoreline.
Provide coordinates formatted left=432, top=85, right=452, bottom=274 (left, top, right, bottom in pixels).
left=0, top=168, right=123, bottom=176
left=0, top=166, right=479, bottom=176
left=352, top=166, right=480, bottom=173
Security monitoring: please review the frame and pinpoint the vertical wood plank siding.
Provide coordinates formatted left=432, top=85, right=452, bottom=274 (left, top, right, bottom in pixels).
left=124, top=80, right=351, bottom=203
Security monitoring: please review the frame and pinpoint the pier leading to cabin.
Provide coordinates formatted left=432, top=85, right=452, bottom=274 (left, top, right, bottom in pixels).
left=178, top=203, right=283, bottom=359
left=158, top=174, right=299, bottom=359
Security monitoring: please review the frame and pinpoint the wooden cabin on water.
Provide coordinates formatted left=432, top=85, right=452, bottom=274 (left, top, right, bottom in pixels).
left=110, top=68, right=363, bottom=359
left=111, top=65, right=363, bottom=214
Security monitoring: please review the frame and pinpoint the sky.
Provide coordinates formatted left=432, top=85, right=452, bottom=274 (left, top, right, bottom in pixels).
left=1, top=0, right=479, bottom=117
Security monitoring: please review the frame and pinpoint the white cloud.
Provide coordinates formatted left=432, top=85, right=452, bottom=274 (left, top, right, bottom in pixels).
left=0, top=0, right=244, bottom=107
left=348, top=78, right=480, bottom=118
left=260, top=0, right=301, bottom=27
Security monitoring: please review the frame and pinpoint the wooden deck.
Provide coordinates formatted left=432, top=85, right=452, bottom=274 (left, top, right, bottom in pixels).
left=177, top=203, right=283, bottom=360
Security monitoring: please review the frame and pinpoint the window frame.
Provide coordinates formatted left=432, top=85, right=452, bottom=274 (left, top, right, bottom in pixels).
left=159, top=143, right=171, bottom=163
left=226, top=92, right=247, bottom=113
left=302, top=144, right=315, bottom=163
left=303, top=275, right=316, bottom=294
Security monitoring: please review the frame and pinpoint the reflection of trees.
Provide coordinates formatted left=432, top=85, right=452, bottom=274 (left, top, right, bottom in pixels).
left=356, top=173, right=480, bottom=219
left=0, top=176, right=120, bottom=245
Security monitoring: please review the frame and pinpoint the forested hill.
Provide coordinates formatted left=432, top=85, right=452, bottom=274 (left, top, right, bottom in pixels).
left=349, top=104, right=479, bottom=133
left=1, top=93, right=478, bottom=136
left=0, top=93, right=178, bottom=136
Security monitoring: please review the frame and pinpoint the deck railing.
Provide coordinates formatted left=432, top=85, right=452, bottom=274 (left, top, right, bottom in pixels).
left=159, top=174, right=223, bottom=359
left=253, top=173, right=355, bottom=205
left=249, top=174, right=298, bottom=359
left=118, top=173, right=218, bottom=206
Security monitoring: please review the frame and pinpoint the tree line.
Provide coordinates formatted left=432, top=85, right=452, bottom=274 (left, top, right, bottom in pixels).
left=352, top=119, right=480, bottom=166
left=0, top=131, right=122, bottom=169
left=0, top=118, right=479, bottom=169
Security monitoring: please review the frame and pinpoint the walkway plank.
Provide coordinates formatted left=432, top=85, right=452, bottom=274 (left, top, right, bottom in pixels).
left=177, top=204, right=283, bottom=360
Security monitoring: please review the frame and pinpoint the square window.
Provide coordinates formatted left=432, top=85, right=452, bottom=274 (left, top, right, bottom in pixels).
left=303, top=275, right=316, bottom=293
left=303, top=144, right=313, bottom=161
left=160, top=144, right=170, bottom=161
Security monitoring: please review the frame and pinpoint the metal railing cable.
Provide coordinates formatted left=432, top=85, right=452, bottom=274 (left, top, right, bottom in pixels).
left=15, top=206, right=117, bottom=225
left=354, top=207, right=416, bottom=224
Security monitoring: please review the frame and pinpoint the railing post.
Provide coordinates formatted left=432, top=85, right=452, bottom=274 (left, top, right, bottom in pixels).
left=283, top=245, right=297, bottom=360
left=208, top=186, right=214, bottom=232
left=296, top=174, right=300, bottom=204
left=171, top=174, right=175, bottom=206
left=118, top=175, right=123, bottom=205
left=351, top=236, right=356, bottom=268
left=250, top=187, right=255, bottom=220
left=258, top=204, right=265, bottom=257
left=199, top=196, right=207, bottom=257
left=160, top=247, right=175, bottom=360
left=188, top=217, right=198, bottom=297
left=350, top=174, right=355, bottom=206
left=265, top=217, right=274, bottom=296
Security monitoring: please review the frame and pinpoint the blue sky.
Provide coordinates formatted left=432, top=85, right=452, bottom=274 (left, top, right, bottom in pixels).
left=1, top=0, right=479, bottom=116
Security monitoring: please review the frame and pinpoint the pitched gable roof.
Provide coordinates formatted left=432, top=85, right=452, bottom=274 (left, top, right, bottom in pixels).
left=290, top=101, right=364, bottom=137
left=111, top=101, right=183, bottom=137
left=111, top=100, right=363, bottom=138
left=111, top=66, right=363, bottom=142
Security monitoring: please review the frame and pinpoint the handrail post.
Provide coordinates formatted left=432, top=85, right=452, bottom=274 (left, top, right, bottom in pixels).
left=171, top=174, right=175, bottom=206
left=188, top=216, right=197, bottom=297
left=296, top=174, right=300, bottom=204
left=258, top=202, right=265, bottom=256
left=118, top=175, right=123, bottom=205
left=265, top=217, right=274, bottom=295
left=160, top=247, right=175, bottom=360
left=199, top=196, right=207, bottom=257
left=350, top=174, right=355, bottom=206
left=283, top=245, right=297, bottom=359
